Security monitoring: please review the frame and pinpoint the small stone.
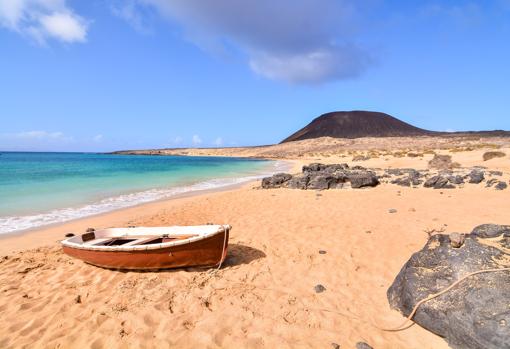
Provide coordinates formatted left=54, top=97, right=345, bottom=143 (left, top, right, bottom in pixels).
left=86, top=228, right=95, bottom=233
left=389, top=209, right=397, bottom=213
left=331, top=343, right=340, bottom=349
left=318, top=250, right=327, bottom=254
left=314, top=284, right=326, bottom=293
left=75, top=295, right=82, bottom=304
left=356, top=342, right=373, bottom=349
left=495, top=181, right=507, bottom=190
left=65, top=233, right=75, bottom=237
left=365, top=230, right=372, bottom=234
left=449, top=233, right=465, bottom=248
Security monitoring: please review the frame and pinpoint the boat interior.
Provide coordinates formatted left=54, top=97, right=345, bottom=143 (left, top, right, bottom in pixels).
left=81, top=232, right=198, bottom=247
left=62, top=225, right=229, bottom=250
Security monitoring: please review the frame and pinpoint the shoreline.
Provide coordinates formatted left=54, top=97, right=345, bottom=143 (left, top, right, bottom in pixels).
left=0, top=159, right=298, bottom=254
left=0, top=159, right=295, bottom=241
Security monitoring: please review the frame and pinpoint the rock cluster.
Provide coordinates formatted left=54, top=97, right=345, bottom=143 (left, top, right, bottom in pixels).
left=263, top=164, right=508, bottom=191
left=261, top=163, right=379, bottom=190
left=383, top=167, right=508, bottom=190
left=387, top=224, right=510, bottom=349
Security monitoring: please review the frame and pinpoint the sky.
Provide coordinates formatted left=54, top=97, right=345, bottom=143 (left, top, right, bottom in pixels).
left=0, top=0, right=509, bottom=152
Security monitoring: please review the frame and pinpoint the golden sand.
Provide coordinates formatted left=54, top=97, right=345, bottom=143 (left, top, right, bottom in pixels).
left=0, top=142, right=509, bottom=348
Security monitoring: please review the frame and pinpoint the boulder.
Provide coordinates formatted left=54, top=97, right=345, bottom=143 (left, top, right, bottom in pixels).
left=448, top=175, right=464, bottom=185
left=307, top=175, right=336, bottom=190
left=262, top=164, right=379, bottom=190
left=423, top=175, right=455, bottom=189
left=348, top=171, right=379, bottom=188
left=489, top=171, right=503, bottom=176
left=286, top=175, right=309, bottom=190
left=387, top=224, right=510, bottom=349
left=468, top=170, right=485, bottom=184
left=302, top=163, right=328, bottom=174
left=391, top=177, right=411, bottom=187
left=261, top=173, right=292, bottom=188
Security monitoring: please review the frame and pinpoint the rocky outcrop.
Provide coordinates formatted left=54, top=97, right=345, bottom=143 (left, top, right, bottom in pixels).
left=261, top=164, right=379, bottom=190
left=387, top=224, right=510, bottom=349
left=261, top=173, right=292, bottom=189
left=263, top=165, right=506, bottom=191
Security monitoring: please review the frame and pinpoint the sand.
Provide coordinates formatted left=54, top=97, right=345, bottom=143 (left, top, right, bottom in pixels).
left=1, top=143, right=509, bottom=348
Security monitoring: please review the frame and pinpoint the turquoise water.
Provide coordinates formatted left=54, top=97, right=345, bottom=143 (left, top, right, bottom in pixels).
left=0, top=152, right=281, bottom=233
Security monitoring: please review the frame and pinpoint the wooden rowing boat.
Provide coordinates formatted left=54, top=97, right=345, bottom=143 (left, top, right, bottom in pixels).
left=61, top=225, right=230, bottom=270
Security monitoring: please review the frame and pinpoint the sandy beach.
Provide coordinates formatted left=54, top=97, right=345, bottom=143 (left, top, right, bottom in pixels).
left=1, top=143, right=509, bottom=349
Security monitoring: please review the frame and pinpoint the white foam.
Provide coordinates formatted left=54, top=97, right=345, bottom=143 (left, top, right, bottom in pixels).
left=0, top=161, right=290, bottom=235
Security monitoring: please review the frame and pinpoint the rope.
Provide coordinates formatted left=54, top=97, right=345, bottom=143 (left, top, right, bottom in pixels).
left=372, top=267, right=510, bottom=332
left=216, top=226, right=229, bottom=270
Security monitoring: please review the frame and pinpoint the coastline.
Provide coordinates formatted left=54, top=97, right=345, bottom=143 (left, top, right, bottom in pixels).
left=0, top=157, right=294, bottom=239
left=0, top=160, right=298, bottom=254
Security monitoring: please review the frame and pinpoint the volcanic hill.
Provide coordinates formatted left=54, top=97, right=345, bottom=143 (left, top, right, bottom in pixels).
left=281, top=111, right=433, bottom=143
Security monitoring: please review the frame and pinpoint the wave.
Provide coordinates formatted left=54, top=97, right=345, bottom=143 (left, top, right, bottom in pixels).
left=0, top=161, right=290, bottom=235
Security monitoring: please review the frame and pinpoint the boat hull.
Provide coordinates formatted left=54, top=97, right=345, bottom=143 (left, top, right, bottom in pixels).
left=62, top=231, right=229, bottom=270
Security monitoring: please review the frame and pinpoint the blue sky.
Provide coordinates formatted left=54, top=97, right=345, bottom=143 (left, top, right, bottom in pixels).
left=1, top=0, right=509, bottom=152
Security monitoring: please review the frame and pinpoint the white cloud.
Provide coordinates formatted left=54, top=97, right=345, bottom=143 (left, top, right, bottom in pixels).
left=213, top=137, right=223, bottom=147
left=1, top=130, right=73, bottom=141
left=191, top=134, right=202, bottom=146
left=117, top=0, right=371, bottom=84
left=0, top=130, right=75, bottom=150
left=250, top=45, right=369, bottom=84
left=0, top=0, right=89, bottom=44
left=93, top=134, right=104, bottom=142
left=111, top=0, right=152, bottom=34
left=173, top=136, right=183, bottom=144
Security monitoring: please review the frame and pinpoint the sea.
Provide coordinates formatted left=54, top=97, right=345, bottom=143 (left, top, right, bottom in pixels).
left=0, top=152, right=284, bottom=234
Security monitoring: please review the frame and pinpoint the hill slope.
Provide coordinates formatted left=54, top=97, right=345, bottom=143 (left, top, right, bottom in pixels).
left=281, top=111, right=433, bottom=143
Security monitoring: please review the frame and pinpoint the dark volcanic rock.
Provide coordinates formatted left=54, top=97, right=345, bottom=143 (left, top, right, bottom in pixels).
left=261, top=173, right=292, bottom=189
left=495, top=181, right=508, bottom=190
left=448, top=175, right=464, bottom=185
left=355, top=343, right=373, bottom=349
left=307, top=175, right=336, bottom=190
left=486, top=178, right=499, bottom=187
left=472, top=224, right=510, bottom=238
left=347, top=171, right=379, bottom=188
left=281, top=111, right=433, bottom=143
left=391, top=177, right=412, bottom=187
left=302, top=163, right=349, bottom=175
left=286, top=175, right=309, bottom=190
left=302, top=163, right=328, bottom=173
left=314, top=284, right=326, bottom=293
left=387, top=224, right=510, bottom=349
left=263, top=163, right=379, bottom=190
left=423, top=175, right=455, bottom=189
left=468, top=170, right=485, bottom=184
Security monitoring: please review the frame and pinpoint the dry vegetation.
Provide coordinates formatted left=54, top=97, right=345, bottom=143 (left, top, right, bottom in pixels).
left=483, top=151, right=506, bottom=161
left=113, top=136, right=510, bottom=160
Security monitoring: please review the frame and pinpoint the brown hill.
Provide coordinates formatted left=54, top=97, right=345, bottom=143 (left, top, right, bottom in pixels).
left=281, top=111, right=433, bottom=143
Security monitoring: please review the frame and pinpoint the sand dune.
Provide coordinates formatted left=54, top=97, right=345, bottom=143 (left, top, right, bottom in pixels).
left=1, top=147, right=509, bottom=348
